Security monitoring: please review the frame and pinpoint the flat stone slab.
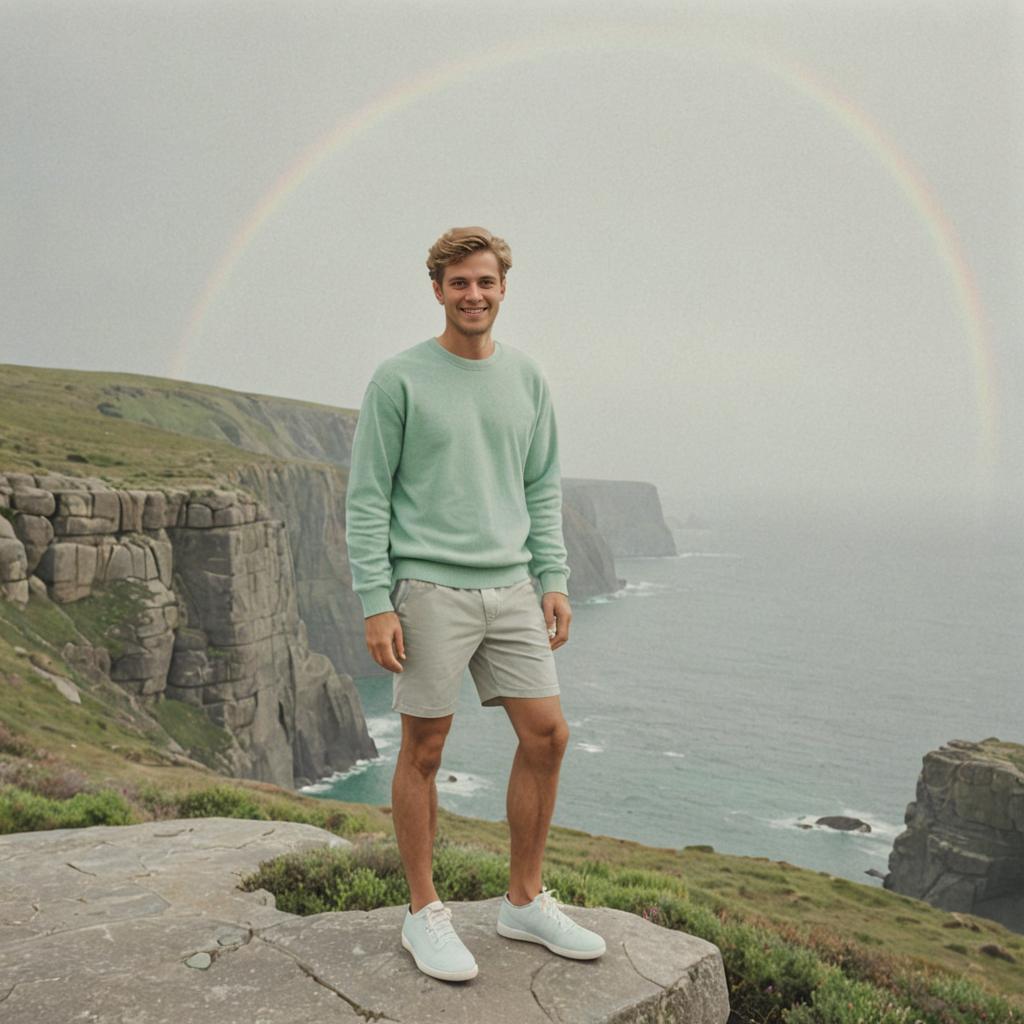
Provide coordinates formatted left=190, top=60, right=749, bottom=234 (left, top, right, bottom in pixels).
left=0, top=817, right=730, bottom=1023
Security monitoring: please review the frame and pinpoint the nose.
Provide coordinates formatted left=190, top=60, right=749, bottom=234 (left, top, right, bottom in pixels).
left=465, top=283, right=482, bottom=302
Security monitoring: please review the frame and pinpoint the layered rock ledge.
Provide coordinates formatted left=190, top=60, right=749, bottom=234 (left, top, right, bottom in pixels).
left=0, top=470, right=376, bottom=787
left=0, top=818, right=731, bottom=1024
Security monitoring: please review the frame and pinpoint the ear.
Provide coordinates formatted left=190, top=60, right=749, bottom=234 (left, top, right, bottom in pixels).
left=432, top=277, right=444, bottom=304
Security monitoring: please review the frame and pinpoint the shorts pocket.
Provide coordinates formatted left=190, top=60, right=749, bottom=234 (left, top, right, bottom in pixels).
left=390, top=578, right=412, bottom=613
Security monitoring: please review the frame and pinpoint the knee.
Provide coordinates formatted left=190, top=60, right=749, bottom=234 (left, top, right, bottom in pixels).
left=400, top=735, right=446, bottom=779
left=521, top=717, right=570, bottom=767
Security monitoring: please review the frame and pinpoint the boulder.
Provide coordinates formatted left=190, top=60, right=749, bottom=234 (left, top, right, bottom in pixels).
left=9, top=486, right=55, bottom=517
left=10, top=512, right=54, bottom=574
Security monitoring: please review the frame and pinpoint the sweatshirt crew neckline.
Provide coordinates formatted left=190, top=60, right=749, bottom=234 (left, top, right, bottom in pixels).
left=428, top=336, right=504, bottom=370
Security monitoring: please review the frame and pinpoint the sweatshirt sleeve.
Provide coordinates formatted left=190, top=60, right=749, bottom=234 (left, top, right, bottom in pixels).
left=523, top=376, right=571, bottom=596
left=345, top=379, right=404, bottom=618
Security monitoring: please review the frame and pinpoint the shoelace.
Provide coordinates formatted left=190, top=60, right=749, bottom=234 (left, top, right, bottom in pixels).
left=424, top=903, right=457, bottom=945
left=535, top=887, right=575, bottom=931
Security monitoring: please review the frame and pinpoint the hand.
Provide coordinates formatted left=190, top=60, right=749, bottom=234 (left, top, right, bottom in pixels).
left=542, top=591, right=571, bottom=651
left=364, top=610, right=406, bottom=672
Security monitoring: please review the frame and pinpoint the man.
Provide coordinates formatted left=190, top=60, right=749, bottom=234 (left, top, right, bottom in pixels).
left=345, top=227, right=605, bottom=982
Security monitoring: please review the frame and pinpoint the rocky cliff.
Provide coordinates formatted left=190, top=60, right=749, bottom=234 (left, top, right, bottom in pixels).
left=0, top=470, right=376, bottom=789
left=884, top=738, right=1024, bottom=934
left=564, top=478, right=678, bottom=559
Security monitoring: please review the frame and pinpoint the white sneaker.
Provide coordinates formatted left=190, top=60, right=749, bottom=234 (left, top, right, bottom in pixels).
left=401, top=900, right=479, bottom=981
left=497, top=887, right=606, bottom=959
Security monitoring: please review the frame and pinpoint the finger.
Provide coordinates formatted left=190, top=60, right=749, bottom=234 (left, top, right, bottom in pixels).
left=394, top=626, right=406, bottom=662
left=374, top=644, right=404, bottom=673
left=554, top=611, right=569, bottom=650
left=545, top=618, right=557, bottom=648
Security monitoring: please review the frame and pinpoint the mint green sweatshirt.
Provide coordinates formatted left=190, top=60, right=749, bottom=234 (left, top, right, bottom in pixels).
left=345, top=337, right=571, bottom=618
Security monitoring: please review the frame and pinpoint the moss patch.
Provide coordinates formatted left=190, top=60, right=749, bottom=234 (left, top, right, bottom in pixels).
left=149, top=697, right=235, bottom=768
left=57, top=579, right=155, bottom=660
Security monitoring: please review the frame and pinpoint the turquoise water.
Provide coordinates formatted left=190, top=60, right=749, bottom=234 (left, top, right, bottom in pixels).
left=303, top=517, right=1023, bottom=885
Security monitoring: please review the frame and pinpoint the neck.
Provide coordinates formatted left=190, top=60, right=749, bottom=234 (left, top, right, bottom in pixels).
left=436, top=325, right=496, bottom=359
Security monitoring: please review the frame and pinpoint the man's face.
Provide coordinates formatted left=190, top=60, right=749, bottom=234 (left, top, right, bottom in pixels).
left=433, top=249, right=506, bottom=337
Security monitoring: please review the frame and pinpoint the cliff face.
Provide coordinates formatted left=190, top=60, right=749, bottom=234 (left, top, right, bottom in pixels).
left=564, top=478, right=678, bottom=559
left=224, top=461, right=368, bottom=678
left=0, top=470, right=376, bottom=789
left=884, top=738, right=1024, bottom=934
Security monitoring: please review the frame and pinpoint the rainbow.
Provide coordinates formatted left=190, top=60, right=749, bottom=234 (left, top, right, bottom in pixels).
left=174, top=24, right=999, bottom=510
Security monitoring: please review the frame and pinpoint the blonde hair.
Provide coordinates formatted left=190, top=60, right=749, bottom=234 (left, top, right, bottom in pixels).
left=426, top=226, right=512, bottom=285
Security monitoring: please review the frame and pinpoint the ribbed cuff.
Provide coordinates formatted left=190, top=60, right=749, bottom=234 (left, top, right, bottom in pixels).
left=359, top=586, right=394, bottom=618
left=538, top=571, right=569, bottom=596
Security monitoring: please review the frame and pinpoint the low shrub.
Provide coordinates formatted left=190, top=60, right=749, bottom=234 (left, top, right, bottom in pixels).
left=0, top=785, right=135, bottom=833
left=783, top=966, right=918, bottom=1023
left=0, top=759, right=91, bottom=800
left=175, top=784, right=269, bottom=820
left=0, top=721, right=37, bottom=758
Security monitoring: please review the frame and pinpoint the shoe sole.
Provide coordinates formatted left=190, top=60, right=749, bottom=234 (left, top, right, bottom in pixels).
left=401, top=933, right=479, bottom=981
left=496, top=920, right=606, bottom=959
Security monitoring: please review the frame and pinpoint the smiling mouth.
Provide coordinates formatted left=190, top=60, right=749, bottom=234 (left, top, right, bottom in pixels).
left=461, top=307, right=487, bottom=316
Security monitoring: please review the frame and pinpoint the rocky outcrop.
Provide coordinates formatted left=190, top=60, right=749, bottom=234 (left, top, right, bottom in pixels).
left=884, top=738, right=1024, bottom=934
left=0, top=818, right=731, bottom=1024
left=0, top=471, right=376, bottom=789
left=564, top=478, right=678, bottom=559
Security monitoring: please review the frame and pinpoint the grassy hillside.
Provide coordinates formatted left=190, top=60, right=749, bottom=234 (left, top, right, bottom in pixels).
left=0, top=361, right=350, bottom=485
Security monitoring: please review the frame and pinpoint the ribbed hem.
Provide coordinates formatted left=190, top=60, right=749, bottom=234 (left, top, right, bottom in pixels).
left=392, top=557, right=530, bottom=589
left=358, top=586, right=394, bottom=618
left=538, top=571, right=569, bottom=596
left=427, top=336, right=504, bottom=371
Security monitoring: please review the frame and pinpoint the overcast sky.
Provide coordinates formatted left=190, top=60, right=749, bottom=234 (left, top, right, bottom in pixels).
left=3, top=0, right=1021, bottom=530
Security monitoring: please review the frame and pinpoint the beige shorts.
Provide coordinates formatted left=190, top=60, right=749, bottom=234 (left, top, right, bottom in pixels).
left=388, top=577, right=561, bottom=718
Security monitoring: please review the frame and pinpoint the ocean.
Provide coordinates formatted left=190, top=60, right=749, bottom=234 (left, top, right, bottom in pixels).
left=304, top=515, right=1023, bottom=886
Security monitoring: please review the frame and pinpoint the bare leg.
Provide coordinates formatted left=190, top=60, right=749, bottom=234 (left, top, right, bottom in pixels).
left=502, top=696, right=570, bottom=905
left=391, top=712, right=453, bottom=913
